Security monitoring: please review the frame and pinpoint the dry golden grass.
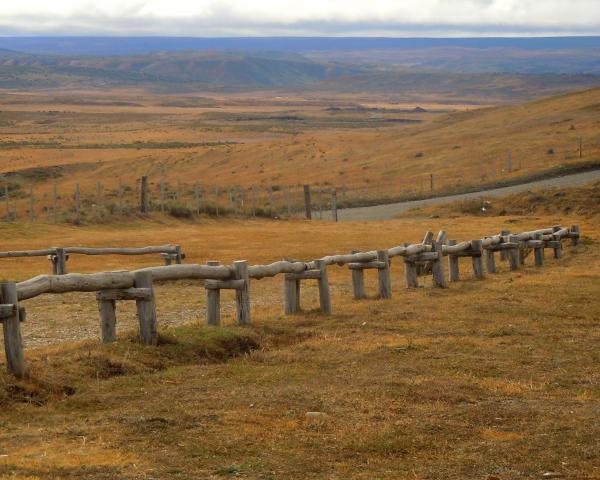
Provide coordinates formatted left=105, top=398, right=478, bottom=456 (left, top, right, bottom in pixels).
left=1, top=87, right=599, bottom=213
left=0, top=204, right=599, bottom=479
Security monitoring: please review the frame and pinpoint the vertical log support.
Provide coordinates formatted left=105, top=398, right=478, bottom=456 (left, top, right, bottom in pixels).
left=570, top=225, right=580, bottom=246
left=284, top=275, right=300, bottom=314
left=533, top=233, right=544, bottom=267
left=98, top=299, right=117, bottom=343
left=508, top=235, right=521, bottom=271
left=350, top=250, right=367, bottom=300
left=471, top=240, right=485, bottom=279
left=175, top=245, right=183, bottom=264
left=447, top=239, right=460, bottom=282
left=404, top=253, right=419, bottom=289
left=0, top=282, right=26, bottom=378
left=140, top=175, right=150, bottom=214
left=331, top=190, right=338, bottom=222
left=303, top=185, right=312, bottom=220
left=484, top=243, right=496, bottom=274
left=234, top=260, right=251, bottom=325
left=432, top=232, right=447, bottom=288
left=552, top=226, right=563, bottom=259
left=55, top=247, right=67, bottom=275
left=500, top=230, right=510, bottom=261
left=315, top=259, right=332, bottom=314
left=377, top=250, right=392, bottom=299
left=133, top=271, right=158, bottom=345
left=206, top=261, right=221, bottom=325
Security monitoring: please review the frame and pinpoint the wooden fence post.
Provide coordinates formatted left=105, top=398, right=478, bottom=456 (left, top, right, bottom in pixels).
left=315, top=259, right=331, bottom=314
left=404, top=243, right=419, bottom=288
left=206, top=261, right=221, bottom=325
left=303, top=185, right=312, bottom=219
left=534, top=233, right=544, bottom=267
left=570, top=225, right=580, bottom=246
left=140, top=176, right=150, bottom=214
left=0, top=282, right=26, bottom=378
left=133, top=271, right=157, bottom=345
left=432, top=231, right=447, bottom=288
left=55, top=247, right=67, bottom=275
left=552, top=226, right=563, bottom=259
left=234, top=261, right=251, bottom=325
left=508, top=235, right=521, bottom=271
left=284, top=275, right=300, bottom=314
left=471, top=240, right=485, bottom=279
left=430, top=173, right=435, bottom=192
left=500, top=230, right=509, bottom=261
left=331, top=189, right=338, bottom=222
left=484, top=243, right=496, bottom=273
left=350, top=250, right=366, bottom=299
left=447, top=239, right=460, bottom=282
left=98, top=299, right=117, bottom=343
left=29, top=186, right=34, bottom=222
left=377, top=250, right=392, bottom=298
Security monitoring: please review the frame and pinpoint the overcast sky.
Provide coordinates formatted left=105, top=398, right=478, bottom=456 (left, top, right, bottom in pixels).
left=1, top=0, right=599, bottom=36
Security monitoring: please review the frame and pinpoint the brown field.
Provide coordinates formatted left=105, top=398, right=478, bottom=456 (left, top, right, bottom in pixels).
left=1, top=87, right=599, bottom=221
left=1, top=179, right=599, bottom=479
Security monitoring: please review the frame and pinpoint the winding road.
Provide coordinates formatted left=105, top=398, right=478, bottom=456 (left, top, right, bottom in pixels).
left=330, top=169, right=600, bottom=222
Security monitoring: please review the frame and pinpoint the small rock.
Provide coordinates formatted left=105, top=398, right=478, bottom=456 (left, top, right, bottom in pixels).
left=542, top=473, right=564, bottom=479
left=305, top=412, right=328, bottom=420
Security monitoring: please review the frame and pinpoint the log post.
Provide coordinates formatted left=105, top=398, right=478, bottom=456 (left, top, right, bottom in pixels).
left=0, top=282, right=26, bottom=378
left=331, top=189, right=338, bottom=222
left=570, top=225, right=580, bottom=246
left=98, top=299, right=117, bottom=343
left=315, top=259, right=331, bottom=314
left=233, top=260, right=251, bottom=325
left=303, top=185, right=312, bottom=220
left=350, top=250, right=366, bottom=300
left=447, top=240, right=460, bottom=282
left=508, top=235, right=521, bottom=271
left=404, top=258, right=419, bottom=289
left=500, top=230, right=509, bottom=261
left=55, top=247, right=67, bottom=275
left=133, top=271, right=157, bottom=345
left=431, top=230, right=448, bottom=288
left=206, top=261, right=221, bottom=325
left=140, top=175, right=150, bottom=214
left=175, top=245, right=183, bottom=264
left=552, top=226, right=563, bottom=259
left=471, top=240, right=485, bottom=279
left=284, top=275, right=300, bottom=314
left=377, top=250, right=392, bottom=298
left=534, top=233, right=544, bottom=267
left=485, top=245, right=496, bottom=274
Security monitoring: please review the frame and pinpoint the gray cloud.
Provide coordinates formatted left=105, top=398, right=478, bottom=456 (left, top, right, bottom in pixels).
left=0, top=1, right=599, bottom=36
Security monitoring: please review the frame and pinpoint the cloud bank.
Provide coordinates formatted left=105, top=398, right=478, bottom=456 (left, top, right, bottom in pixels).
left=1, top=0, right=599, bottom=36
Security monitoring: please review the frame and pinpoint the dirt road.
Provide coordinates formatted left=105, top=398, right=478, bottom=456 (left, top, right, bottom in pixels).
left=330, top=169, right=600, bottom=221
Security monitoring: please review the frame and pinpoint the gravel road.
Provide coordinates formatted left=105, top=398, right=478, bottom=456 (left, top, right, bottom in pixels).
left=331, top=169, right=600, bottom=222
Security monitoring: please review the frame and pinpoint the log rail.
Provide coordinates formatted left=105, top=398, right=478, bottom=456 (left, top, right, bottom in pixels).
left=0, top=224, right=580, bottom=378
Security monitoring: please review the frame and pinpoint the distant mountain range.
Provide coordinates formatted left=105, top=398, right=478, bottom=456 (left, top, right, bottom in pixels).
left=0, top=37, right=599, bottom=97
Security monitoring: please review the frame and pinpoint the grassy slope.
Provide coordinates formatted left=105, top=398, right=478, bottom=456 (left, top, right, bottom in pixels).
left=0, top=200, right=599, bottom=478
left=0, top=88, right=599, bottom=214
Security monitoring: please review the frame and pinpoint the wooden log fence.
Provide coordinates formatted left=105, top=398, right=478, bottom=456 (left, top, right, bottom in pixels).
left=0, top=245, right=185, bottom=274
left=0, top=225, right=580, bottom=377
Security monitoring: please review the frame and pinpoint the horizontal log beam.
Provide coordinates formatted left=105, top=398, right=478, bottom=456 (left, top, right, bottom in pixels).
left=205, top=279, right=246, bottom=290
left=96, top=288, right=152, bottom=301
left=0, top=249, right=56, bottom=258
left=285, top=270, right=322, bottom=281
left=65, top=245, right=180, bottom=255
left=405, top=252, right=439, bottom=263
left=348, top=261, right=387, bottom=270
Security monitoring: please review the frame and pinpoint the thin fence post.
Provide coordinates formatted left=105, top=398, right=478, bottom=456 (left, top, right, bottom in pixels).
left=140, top=175, right=149, bottom=214
left=0, top=282, right=26, bottom=378
left=508, top=235, right=521, bottom=271
left=430, top=173, right=434, bottom=192
left=471, top=240, right=485, bottom=279
left=331, top=189, right=338, bottom=222
left=552, top=226, right=563, bottom=259
left=98, top=299, right=117, bottom=343
left=303, top=185, right=312, bottom=220
left=284, top=275, right=300, bottom=314
left=485, top=243, right=496, bottom=273
left=500, top=230, right=509, bottom=261
left=350, top=250, right=366, bottom=300
left=507, top=150, right=513, bottom=173
left=28, top=186, right=34, bottom=222
left=534, top=233, right=544, bottom=267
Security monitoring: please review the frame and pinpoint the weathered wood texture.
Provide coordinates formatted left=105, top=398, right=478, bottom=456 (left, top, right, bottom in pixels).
left=97, top=299, right=117, bottom=343
left=0, top=283, right=26, bottom=378
left=315, top=259, right=332, bottom=314
left=133, top=271, right=158, bottom=345
left=234, top=261, right=251, bottom=325
left=471, top=240, right=485, bottom=279
left=206, top=261, right=221, bottom=326
left=377, top=250, right=392, bottom=298
left=447, top=240, right=460, bottom=282
left=350, top=250, right=367, bottom=300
